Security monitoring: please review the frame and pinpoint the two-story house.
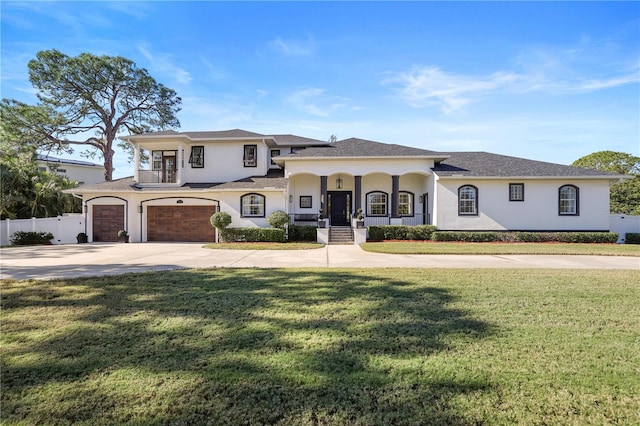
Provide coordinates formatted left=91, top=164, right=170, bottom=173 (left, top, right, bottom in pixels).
left=67, top=129, right=626, bottom=243
left=37, top=154, right=105, bottom=185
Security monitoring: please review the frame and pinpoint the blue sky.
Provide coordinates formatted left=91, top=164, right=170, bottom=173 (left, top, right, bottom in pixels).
left=2, top=1, right=639, bottom=179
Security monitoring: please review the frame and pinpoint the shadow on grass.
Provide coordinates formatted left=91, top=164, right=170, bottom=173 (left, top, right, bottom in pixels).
left=2, top=269, right=495, bottom=425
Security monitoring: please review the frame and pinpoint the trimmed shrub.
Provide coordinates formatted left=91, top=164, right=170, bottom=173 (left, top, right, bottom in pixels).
left=10, top=231, right=54, bottom=246
left=288, top=225, right=317, bottom=242
left=515, top=232, right=618, bottom=244
left=431, top=231, right=500, bottom=242
left=220, top=227, right=286, bottom=243
left=210, top=211, right=232, bottom=229
left=367, top=225, right=437, bottom=241
left=267, top=210, right=290, bottom=229
left=624, top=233, right=640, bottom=244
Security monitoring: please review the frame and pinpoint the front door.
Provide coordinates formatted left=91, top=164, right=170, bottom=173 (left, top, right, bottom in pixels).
left=328, top=191, right=351, bottom=226
left=163, top=156, right=176, bottom=183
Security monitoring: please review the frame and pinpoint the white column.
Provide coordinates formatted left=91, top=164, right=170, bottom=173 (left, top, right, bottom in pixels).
left=133, top=143, right=140, bottom=182
left=177, top=142, right=183, bottom=185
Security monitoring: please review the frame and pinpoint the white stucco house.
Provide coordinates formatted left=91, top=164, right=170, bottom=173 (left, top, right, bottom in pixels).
left=66, top=129, right=627, bottom=243
left=37, top=154, right=105, bottom=185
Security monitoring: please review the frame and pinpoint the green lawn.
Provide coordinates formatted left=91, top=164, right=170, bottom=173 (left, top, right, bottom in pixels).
left=2, top=269, right=639, bottom=425
left=361, top=241, right=640, bottom=256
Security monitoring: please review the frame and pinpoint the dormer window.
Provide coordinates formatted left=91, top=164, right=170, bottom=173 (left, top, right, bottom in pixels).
left=244, top=145, right=257, bottom=167
left=189, top=146, right=204, bottom=168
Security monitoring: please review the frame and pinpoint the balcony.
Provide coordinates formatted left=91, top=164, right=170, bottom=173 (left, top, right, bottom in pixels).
left=138, top=169, right=177, bottom=184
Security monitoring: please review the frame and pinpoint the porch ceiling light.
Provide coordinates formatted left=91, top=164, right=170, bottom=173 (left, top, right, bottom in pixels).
left=336, top=176, right=343, bottom=189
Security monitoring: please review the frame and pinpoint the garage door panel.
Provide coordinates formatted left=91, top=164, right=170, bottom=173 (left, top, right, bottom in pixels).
left=93, top=205, right=124, bottom=242
left=147, top=206, right=217, bottom=242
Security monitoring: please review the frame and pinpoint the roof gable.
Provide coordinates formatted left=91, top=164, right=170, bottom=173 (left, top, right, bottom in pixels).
left=282, top=137, right=445, bottom=158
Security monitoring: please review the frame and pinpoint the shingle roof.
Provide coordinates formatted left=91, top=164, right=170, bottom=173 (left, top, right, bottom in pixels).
left=282, top=137, right=444, bottom=158
left=66, top=170, right=287, bottom=193
left=37, top=154, right=103, bottom=168
left=432, top=152, right=623, bottom=177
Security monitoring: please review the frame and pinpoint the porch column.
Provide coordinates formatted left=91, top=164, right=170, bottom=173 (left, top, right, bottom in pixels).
left=133, top=144, right=140, bottom=183
left=177, top=142, right=184, bottom=184
left=320, top=175, right=328, bottom=216
left=391, top=175, right=400, bottom=218
left=354, top=175, right=362, bottom=214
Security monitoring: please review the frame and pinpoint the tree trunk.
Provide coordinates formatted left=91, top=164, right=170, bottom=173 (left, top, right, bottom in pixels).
left=104, top=147, right=114, bottom=181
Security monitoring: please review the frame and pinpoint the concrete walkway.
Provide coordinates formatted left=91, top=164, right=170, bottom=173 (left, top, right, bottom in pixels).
left=1, top=242, right=638, bottom=281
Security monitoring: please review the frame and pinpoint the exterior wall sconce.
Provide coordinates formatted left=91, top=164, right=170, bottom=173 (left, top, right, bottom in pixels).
left=336, top=176, right=343, bottom=189
left=289, top=194, right=293, bottom=203
left=138, top=205, right=143, bottom=213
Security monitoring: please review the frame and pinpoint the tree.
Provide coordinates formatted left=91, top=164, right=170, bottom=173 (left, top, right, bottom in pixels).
left=572, top=151, right=640, bottom=215
left=1, top=49, right=181, bottom=181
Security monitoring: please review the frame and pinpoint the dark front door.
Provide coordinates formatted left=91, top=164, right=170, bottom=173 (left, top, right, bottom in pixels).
left=328, top=191, right=351, bottom=226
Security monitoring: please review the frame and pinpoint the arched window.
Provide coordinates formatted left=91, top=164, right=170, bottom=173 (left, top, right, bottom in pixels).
left=559, top=185, right=579, bottom=216
left=458, top=185, right=478, bottom=216
left=399, top=191, right=414, bottom=216
left=366, top=191, right=388, bottom=216
left=241, top=193, right=265, bottom=217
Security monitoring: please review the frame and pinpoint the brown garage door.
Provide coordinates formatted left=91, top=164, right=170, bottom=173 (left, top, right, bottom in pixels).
left=147, top=205, right=217, bottom=242
left=93, top=205, right=125, bottom=242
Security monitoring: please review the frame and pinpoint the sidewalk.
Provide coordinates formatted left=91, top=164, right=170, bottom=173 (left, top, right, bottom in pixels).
left=1, top=242, right=638, bottom=281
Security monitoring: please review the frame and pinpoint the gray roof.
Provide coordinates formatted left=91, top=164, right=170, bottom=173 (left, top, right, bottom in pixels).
left=123, top=129, right=327, bottom=147
left=66, top=170, right=287, bottom=193
left=432, top=152, right=624, bottom=178
left=281, top=137, right=445, bottom=158
left=37, top=154, right=103, bottom=168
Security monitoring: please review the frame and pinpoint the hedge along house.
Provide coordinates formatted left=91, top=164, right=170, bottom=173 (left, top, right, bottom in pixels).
left=66, top=129, right=628, bottom=243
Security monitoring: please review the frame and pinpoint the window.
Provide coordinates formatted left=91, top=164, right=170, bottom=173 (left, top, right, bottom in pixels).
left=300, top=196, right=312, bottom=209
left=559, top=185, right=579, bottom=215
left=458, top=185, right=478, bottom=216
left=270, top=149, right=281, bottom=166
left=367, top=191, right=388, bottom=216
left=241, top=193, right=265, bottom=217
left=509, top=183, right=524, bottom=201
left=244, top=145, right=257, bottom=167
left=152, top=151, right=162, bottom=170
left=399, top=191, right=414, bottom=216
left=189, top=146, right=204, bottom=168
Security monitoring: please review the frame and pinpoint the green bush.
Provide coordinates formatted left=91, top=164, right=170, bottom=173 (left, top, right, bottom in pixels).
left=288, top=225, right=317, bottom=242
left=267, top=210, right=290, bottom=229
left=210, top=211, right=232, bottom=229
left=220, top=227, right=286, bottom=243
left=624, top=233, right=640, bottom=244
left=431, top=231, right=500, bottom=242
left=367, top=225, right=437, bottom=241
left=10, top=231, right=54, bottom=246
left=515, top=232, right=618, bottom=244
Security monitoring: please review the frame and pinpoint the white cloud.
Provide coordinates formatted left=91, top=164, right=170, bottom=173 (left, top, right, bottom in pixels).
left=137, top=44, right=192, bottom=85
left=285, top=87, right=350, bottom=117
left=267, top=35, right=315, bottom=57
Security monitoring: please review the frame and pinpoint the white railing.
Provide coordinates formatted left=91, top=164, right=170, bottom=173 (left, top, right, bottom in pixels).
left=137, top=169, right=176, bottom=184
left=1, top=214, right=85, bottom=246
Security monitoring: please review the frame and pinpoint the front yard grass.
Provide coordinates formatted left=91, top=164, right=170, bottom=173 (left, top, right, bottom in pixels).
left=2, top=268, right=639, bottom=425
left=361, top=241, right=640, bottom=256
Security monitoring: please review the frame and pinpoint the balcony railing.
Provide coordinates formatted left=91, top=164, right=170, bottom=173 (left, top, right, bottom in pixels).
left=138, top=169, right=177, bottom=184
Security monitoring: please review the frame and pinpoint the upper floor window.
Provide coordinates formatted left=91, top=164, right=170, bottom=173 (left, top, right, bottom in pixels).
left=399, top=191, right=414, bottom=216
left=241, top=193, right=265, bottom=217
left=189, top=146, right=204, bottom=168
left=559, top=185, right=579, bottom=216
left=244, top=145, right=257, bottom=167
left=270, top=149, right=281, bottom=166
left=458, top=185, right=478, bottom=216
left=152, top=151, right=163, bottom=170
left=367, top=191, right=388, bottom=216
left=509, top=183, right=524, bottom=201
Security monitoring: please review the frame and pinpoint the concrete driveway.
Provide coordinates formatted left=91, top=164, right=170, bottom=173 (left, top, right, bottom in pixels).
left=1, top=242, right=638, bottom=281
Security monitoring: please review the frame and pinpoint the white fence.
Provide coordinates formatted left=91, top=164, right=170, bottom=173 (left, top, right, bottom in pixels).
left=1, top=213, right=638, bottom=246
left=609, top=214, right=640, bottom=243
left=1, top=214, right=85, bottom=246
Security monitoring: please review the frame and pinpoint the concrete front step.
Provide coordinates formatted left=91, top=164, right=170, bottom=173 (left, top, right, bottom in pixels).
left=329, top=227, right=354, bottom=245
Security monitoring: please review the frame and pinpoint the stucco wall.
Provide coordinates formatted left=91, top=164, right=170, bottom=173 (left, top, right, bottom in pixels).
left=435, top=178, right=612, bottom=231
